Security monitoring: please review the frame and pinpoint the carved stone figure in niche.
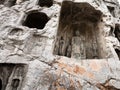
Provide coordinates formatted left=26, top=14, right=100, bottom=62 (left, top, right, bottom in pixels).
left=54, top=38, right=59, bottom=55
left=92, top=41, right=99, bottom=59
left=11, top=79, right=20, bottom=90
left=66, top=44, right=72, bottom=57
left=71, top=29, right=86, bottom=59
left=59, top=37, right=65, bottom=56
left=14, top=66, right=23, bottom=77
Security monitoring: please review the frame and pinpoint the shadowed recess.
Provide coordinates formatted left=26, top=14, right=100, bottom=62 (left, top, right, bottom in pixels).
left=23, top=12, right=50, bottom=29
left=0, top=64, right=27, bottom=90
left=38, top=0, right=53, bottom=7
left=114, top=24, right=120, bottom=41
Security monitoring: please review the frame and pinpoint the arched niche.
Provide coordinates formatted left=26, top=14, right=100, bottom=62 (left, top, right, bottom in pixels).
left=53, top=1, right=107, bottom=59
left=38, top=0, right=53, bottom=7
left=11, top=79, right=20, bottom=89
left=23, top=12, right=50, bottom=29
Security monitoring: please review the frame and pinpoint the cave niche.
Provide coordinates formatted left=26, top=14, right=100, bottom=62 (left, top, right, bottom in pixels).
left=38, top=0, right=53, bottom=7
left=11, top=79, right=20, bottom=89
left=0, top=63, right=27, bottom=90
left=53, top=1, right=107, bottom=60
left=23, top=12, right=50, bottom=29
left=107, top=6, right=115, bottom=17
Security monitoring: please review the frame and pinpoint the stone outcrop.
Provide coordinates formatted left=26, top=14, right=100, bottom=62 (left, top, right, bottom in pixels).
left=0, top=0, right=120, bottom=90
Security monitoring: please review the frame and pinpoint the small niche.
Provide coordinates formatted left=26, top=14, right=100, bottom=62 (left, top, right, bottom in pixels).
left=107, top=6, right=115, bottom=17
left=9, top=28, right=23, bottom=36
left=0, top=79, right=2, bottom=90
left=23, top=12, right=50, bottom=29
left=38, top=0, right=53, bottom=7
left=115, top=49, right=120, bottom=59
left=11, top=79, right=20, bottom=89
left=0, top=64, right=27, bottom=90
left=109, top=27, right=114, bottom=36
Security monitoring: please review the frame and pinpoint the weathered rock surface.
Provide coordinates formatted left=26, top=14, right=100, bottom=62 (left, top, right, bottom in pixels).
left=0, top=0, right=120, bottom=90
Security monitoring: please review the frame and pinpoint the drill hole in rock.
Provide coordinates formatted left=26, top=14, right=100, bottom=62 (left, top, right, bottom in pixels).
left=38, top=0, right=53, bottom=7
left=53, top=1, right=107, bottom=60
left=23, top=12, right=50, bottom=29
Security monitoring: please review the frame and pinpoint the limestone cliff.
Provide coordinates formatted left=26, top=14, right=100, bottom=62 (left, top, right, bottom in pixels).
left=0, top=0, right=120, bottom=90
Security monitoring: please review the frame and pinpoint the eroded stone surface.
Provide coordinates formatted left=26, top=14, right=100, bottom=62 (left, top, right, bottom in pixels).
left=0, top=0, right=120, bottom=90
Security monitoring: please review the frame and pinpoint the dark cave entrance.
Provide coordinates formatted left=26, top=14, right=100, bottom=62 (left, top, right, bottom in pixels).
left=0, top=79, right=2, bottom=90
left=23, top=12, right=50, bottom=29
left=38, top=0, right=53, bottom=7
left=53, top=1, right=107, bottom=59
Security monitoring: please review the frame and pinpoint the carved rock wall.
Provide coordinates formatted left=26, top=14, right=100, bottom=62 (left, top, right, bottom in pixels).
left=0, top=0, right=120, bottom=90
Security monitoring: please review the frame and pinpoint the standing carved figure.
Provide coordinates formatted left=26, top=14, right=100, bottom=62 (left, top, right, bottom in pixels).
left=66, top=45, right=72, bottom=57
left=71, top=29, right=86, bottom=59
left=59, top=37, right=65, bottom=55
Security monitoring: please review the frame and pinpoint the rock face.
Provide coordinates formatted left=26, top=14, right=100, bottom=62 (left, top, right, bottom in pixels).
left=0, top=0, right=120, bottom=90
